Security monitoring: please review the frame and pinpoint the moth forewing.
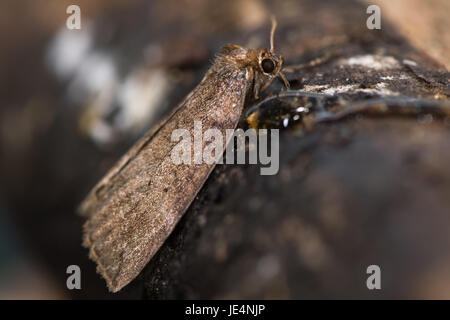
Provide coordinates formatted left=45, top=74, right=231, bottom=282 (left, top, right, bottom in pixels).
left=80, top=21, right=286, bottom=292
left=80, top=54, right=250, bottom=292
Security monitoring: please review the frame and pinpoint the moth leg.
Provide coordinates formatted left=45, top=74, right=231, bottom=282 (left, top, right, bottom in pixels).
left=254, top=81, right=267, bottom=100
left=278, top=72, right=290, bottom=90
left=253, top=71, right=263, bottom=100
left=256, top=74, right=290, bottom=99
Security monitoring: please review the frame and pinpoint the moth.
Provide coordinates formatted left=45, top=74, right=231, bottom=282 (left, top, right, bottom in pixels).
left=79, top=18, right=289, bottom=292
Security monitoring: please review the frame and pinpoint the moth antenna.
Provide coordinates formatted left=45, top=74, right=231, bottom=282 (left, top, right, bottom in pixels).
left=270, top=16, right=277, bottom=53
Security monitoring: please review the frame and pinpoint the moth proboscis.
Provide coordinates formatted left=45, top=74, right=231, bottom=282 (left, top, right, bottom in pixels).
left=79, top=17, right=289, bottom=292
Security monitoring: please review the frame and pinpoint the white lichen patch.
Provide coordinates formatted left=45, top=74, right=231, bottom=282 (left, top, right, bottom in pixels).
left=322, top=84, right=358, bottom=95
left=380, top=74, right=411, bottom=81
left=398, top=74, right=411, bottom=80
left=302, top=84, right=330, bottom=92
left=357, top=82, right=399, bottom=96
left=304, top=82, right=398, bottom=96
left=342, top=54, right=399, bottom=70
left=403, top=59, right=418, bottom=67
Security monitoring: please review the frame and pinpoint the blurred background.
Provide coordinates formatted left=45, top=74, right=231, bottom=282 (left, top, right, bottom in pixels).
left=0, top=0, right=449, bottom=299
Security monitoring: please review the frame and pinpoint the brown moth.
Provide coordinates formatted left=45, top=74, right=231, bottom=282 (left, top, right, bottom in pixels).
left=79, top=18, right=289, bottom=292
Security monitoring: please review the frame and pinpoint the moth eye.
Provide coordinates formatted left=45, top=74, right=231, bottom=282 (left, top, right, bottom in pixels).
left=261, top=58, right=275, bottom=74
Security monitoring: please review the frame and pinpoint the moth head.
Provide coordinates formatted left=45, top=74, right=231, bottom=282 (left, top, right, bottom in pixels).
left=256, top=16, right=289, bottom=89
left=258, top=49, right=283, bottom=76
left=220, top=17, right=290, bottom=89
